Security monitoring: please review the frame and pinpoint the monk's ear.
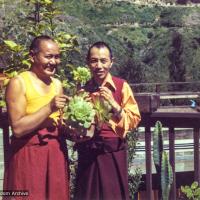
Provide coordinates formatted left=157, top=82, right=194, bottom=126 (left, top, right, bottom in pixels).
left=29, top=50, right=35, bottom=63
left=110, top=57, right=114, bottom=68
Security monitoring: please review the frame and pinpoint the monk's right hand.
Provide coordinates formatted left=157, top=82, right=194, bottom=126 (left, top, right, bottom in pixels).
left=50, top=94, right=70, bottom=112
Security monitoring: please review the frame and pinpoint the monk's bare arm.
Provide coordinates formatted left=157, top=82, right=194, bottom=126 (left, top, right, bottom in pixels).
left=6, top=77, right=67, bottom=138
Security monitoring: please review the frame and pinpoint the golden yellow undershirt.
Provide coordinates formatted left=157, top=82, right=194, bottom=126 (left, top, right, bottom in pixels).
left=19, top=71, right=60, bottom=123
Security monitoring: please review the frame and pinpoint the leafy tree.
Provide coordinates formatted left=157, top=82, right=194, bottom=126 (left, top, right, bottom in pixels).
left=58, top=1, right=200, bottom=92
left=117, top=40, right=146, bottom=86
left=1, top=1, right=143, bottom=198
left=159, top=7, right=188, bottom=28
left=168, top=30, right=186, bottom=91
left=0, top=0, right=78, bottom=84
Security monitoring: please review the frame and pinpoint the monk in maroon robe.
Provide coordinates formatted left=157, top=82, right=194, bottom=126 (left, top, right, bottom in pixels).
left=74, top=41, right=141, bottom=200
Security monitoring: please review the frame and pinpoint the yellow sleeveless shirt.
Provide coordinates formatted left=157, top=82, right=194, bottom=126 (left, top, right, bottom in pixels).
left=19, top=71, right=60, bottom=123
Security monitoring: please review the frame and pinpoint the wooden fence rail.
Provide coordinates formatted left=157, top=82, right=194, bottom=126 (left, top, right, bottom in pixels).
left=135, top=92, right=200, bottom=199
left=1, top=91, right=200, bottom=199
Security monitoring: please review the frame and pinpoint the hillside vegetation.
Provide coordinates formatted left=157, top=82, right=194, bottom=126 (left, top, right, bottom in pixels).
left=54, top=1, right=200, bottom=87
left=1, top=0, right=200, bottom=90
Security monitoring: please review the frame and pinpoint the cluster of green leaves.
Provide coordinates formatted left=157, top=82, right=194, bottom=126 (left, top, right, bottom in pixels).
left=59, top=66, right=92, bottom=96
left=181, top=182, right=200, bottom=200
left=63, top=92, right=95, bottom=130
left=63, top=91, right=113, bottom=133
left=92, top=95, right=112, bottom=129
left=0, top=0, right=78, bottom=79
left=128, top=167, right=143, bottom=200
left=0, top=40, right=30, bottom=76
left=72, top=66, right=91, bottom=86
left=62, top=65, right=112, bottom=132
left=0, top=0, right=80, bottom=108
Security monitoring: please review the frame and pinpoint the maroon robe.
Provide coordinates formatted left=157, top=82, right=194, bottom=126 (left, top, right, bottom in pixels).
left=74, top=76, right=130, bottom=200
left=3, top=127, right=69, bottom=200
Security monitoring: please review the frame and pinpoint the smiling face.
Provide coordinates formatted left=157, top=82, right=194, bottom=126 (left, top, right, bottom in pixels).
left=87, top=46, right=113, bottom=85
left=30, top=40, right=61, bottom=79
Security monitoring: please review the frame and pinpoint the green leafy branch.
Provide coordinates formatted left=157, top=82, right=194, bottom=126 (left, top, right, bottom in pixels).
left=181, top=182, right=200, bottom=200
left=92, top=95, right=112, bottom=129
left=72, top=66, right=92, bottom=86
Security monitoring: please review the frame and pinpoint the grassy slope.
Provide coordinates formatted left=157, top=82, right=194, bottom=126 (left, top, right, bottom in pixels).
left=5, top=0, right=197, bottom=86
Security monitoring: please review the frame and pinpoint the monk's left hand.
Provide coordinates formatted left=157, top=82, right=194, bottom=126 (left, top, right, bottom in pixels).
left=99, top=86, right=121, bottom=114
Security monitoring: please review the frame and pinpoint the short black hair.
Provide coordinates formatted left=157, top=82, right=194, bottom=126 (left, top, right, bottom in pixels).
left=86, top=41, right=113, bottom=61
left=29, top=35, right=54, bottom=54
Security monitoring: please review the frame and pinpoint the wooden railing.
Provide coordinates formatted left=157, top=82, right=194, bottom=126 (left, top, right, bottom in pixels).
left=134, top=90, right=200, bottom=199
left=131, top=81, right=200, bottom=93
left=1, top=88, right=200, bottom=199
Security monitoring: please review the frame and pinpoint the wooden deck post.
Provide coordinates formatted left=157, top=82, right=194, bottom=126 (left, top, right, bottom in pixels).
left=169, top=127, right=176, bottom=200
left=194, top=128, right=200, bottom=184
left=145, top=126, right=153, bottom=200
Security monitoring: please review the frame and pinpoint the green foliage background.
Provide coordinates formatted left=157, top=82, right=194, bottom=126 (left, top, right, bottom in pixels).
left=54, top=0, right=200, bottom=89
left=0, top=0, right=144, bottom=198
left=1, top=0, right=200, bottom=90
left=1, top=0, right=199, bottom=198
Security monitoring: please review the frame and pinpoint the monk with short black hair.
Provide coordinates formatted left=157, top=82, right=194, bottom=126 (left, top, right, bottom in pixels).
left=74, top=41, right=141, bottom=200
left=4, top=35, right=70, bottom=200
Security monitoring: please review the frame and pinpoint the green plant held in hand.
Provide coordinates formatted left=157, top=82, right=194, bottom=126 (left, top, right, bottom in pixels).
left=72, top=66, right=92, bottom=86
left=92, top=95, right=113, bottom=129
left=63, top=92, right=95, bottom=135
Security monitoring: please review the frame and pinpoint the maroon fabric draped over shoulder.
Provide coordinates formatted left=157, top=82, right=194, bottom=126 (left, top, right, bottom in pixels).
left=74, top=76, right=130, bottom=200
left=3, top=127, right=69, bottom=200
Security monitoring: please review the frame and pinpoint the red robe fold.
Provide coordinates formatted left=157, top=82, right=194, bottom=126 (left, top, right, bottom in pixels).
left=74, top=76, right=130, bottom=200
left=3, top=128, right=69, bottom=200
